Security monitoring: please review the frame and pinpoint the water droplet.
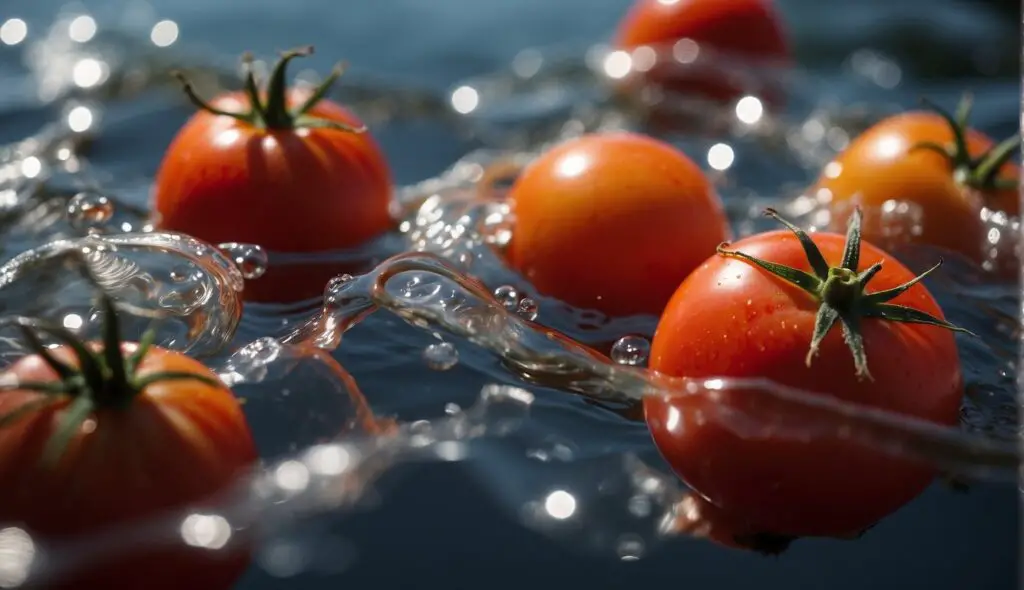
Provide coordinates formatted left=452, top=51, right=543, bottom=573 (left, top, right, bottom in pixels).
left=516, top=298, right=538, bottom=321
left=626, top=494, right=652, bottom=518
left=610, top=335, right=651, bottom=366
left=66, top=191, right=114, bottom=231
left=169, top=264, right=201, bottom=283
left=615, top=535, right=645, bottom=561
left=493, top=285, right=519, bottom=310
left=324, top=273, right=356, bottom=307
left=423, top=341, right=459, bottom=370
left=218, top=242, right=268, bottom=279
left=444, top=402, right=462, bottom=415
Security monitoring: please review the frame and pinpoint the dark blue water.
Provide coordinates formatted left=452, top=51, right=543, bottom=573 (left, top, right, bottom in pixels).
left=0, top=1, right=1020, bottom=589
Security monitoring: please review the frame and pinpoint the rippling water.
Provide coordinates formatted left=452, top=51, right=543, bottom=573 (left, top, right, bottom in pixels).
left=0, top=1, right=1020, bottom=589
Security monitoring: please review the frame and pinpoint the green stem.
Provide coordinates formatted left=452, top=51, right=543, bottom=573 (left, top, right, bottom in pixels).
left=717, top=207, right=973, bottom=381
left=263, top=45, right=314, bottom=128
left=909, top=93, right=1020, bottom=198
left=172, top=45, right=366, bottom=135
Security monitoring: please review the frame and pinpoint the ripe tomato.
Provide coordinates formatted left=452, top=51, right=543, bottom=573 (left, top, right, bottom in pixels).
left=505, top=131, right=730, bottom=318
left=813, top=97, right=1020, bottom=270
left=153, top=46, right=394, bottom=304
left=667, top=493, right=794, bottom=555
left=612, top=0, right=790, bottom=106
left=0, top=297, right=257, bottom=590
left=644, top=208, right=967, bottom=537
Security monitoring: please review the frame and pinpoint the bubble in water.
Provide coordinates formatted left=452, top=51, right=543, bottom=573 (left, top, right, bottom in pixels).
left=168, top=264, right=202, bottom=283
left=217, top=242, right=268, bottom=279
left=516, top=298, right=539, bottom=321
left=610, top=335, right=651, bottom=366
left=66, top=191, right=114, bottom=231
left=493, top=285, right=519, bottom=310
left=615, top=534, right=646, bottom=561
left=423, top=341, right=459, bottom=370
left=324, top=274, right=356, bottom=308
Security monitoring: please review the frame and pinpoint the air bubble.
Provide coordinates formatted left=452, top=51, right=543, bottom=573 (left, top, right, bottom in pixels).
left=516, top=298, right=538, bottom=320
left=324, top=274, right=356, bottom=308
left=610, top=335, right=651, bottom=366
left=615, top=534, right=645, bottom=561
left=66, top=192, right=114, bottom=232
left=493, top=285, right=519, bottom=310
left=217, top=242, right=268, bottom=279
left=423, top=341, right=459, bottom=370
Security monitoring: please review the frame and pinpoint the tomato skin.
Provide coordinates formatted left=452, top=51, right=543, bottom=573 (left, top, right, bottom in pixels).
left=644, top=229, right=963, bottom=537
left=505, top=132, right=730, bottom=318
left=0, top=343, right=257, bottom=590
left=815, top=111, right=1020, bottom=265
left=153, top=90, right=394, bottom=303
left=613, top=0, right=790, bottom=105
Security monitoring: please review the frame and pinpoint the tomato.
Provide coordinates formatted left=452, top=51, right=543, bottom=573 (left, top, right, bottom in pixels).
left=813, top=96, right=1020, bottom=271
left=667, top=493, right=794, bottom=555
left=612, top=0, right=790, bottom=106
left=505, top=131, right=730, bottom=318
left=644, top=207, right=967, bottom=537
left=0, top=295, right=257, bottom=590
left=153, top=46, right=394, bottom=304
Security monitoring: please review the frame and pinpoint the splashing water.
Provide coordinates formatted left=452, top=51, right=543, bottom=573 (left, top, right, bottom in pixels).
left=0, top=8, right=1018, bottom=588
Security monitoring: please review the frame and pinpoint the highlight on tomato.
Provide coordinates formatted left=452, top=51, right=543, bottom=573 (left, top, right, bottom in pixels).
left=152, top=45, right=394, bottom=304
left=611, top=0, right=790, bottom=107
left=0, top=291, right=257, bottom=589
left=644, top=206, right=969, bottom=537
left=812, top=95, right=1020, bottom=272
left=504, top=131, right=730, bottom=318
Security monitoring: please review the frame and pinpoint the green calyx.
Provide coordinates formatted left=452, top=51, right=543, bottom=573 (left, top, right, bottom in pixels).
left=0, top=291, right=219, bottom=466
left=911, top=93, right=1019, bottom=193
left=716, top=207, right=974, bottom=382
left=172, top=45, right=366, bottom=133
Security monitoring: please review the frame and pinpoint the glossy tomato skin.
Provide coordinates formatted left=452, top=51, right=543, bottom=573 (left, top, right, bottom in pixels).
left=506, top=132, right=730, bottom=318
left=815, top=112, right=1020, bottom=265
left=0, top=344, right=257, bottom=590
left=613, top=0, right=790, bottom=105
left=644, top=230, right=963, bottom=537
left=153, top=90, right=394, bottom=303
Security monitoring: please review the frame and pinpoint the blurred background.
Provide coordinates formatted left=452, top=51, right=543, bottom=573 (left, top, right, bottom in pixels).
left=0, top=0, right=1020, bottom=589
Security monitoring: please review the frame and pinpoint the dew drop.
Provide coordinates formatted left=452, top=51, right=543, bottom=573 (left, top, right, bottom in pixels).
left=66, top=191, right=114, bottom=231
left=493, top=285, right=519, bottom=310
left=218, top=242, right=268, bottom=279
left=423, top=341, right=459, bottom=370
left=516, top=298, right=538, bottom=320
left=610, top=335, right=651, bottom=366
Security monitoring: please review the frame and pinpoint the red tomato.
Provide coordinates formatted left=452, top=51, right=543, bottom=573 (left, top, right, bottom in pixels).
left=0, top=302, right=257, bottom=589
left=505, top=132, right=730, bottom=318
left=668, top=493, right=794, bottom=555
left=644, top=208, right=966, bottom=537
left=153, top=46, right=394, bottom=304
left=613, top=0, right=790, bottom=105
left=814, top=97, right=1020, bottom=271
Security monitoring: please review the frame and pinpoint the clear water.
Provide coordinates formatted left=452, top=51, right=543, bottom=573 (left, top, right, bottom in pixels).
left=0, top=1, right=1019, bottom=589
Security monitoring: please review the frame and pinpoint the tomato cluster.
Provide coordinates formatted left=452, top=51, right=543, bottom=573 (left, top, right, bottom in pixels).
left=1, top=0, right=1018, bottom=584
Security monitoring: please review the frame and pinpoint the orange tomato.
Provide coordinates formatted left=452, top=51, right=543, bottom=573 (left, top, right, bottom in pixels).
left=613, top=0, right=790, bottom=105
left=153, top=46, right=394, bottom=304
left=645, top=208, right=966, bottom=537
left=813, top=97, right=1020, bottom=268
left=0, top=298, right=256, bottom=589
left=505, top=132, right=730, bottom=318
